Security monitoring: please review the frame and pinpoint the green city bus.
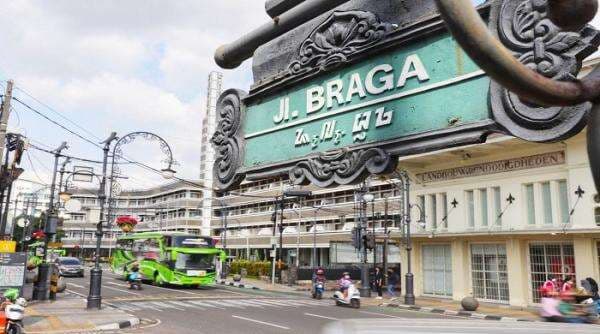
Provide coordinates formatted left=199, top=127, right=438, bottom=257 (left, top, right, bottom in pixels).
left=111, top=232, right=225, bottom=287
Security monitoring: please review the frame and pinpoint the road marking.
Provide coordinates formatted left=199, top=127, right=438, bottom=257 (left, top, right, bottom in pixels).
left=150, top=301, right=185, bottom=311
left=304, top=313, right=339, bottom=321
left=102, top=285, right=141, bottom=296
left=238, top=300, right=266, bottom=308
left=189, top=300, right=225, bottom=310
left=67, top=283, right=86, bottom=289
left=209, top=300, right=245, bottom=308
left=170, top=300, right=204, bottom=309
left=231, top=315, right=290, bottom=330
left=133, top=303, right=164, bottom=312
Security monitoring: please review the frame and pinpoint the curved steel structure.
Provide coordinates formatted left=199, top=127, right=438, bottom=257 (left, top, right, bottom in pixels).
left=106, top=132, right=176, bottom=250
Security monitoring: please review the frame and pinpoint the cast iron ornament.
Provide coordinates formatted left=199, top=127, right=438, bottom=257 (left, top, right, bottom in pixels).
left=211, top=89, right=247, bottom=190
left=289, top=148, right=393, bottom=187
left=490, top=0, right=600, bottom=142
left=288, top=10, right=395, bottom=76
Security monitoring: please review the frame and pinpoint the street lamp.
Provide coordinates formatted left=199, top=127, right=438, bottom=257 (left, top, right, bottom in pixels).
left=160, top=167, right=176, bottom=180
left=32, top=141, right=68, bottom=301
left=58, top=191, right=72, bottom=203
left=311, top=199, right=330, bottom=269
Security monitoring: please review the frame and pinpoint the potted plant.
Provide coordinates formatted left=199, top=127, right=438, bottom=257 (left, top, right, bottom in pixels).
left=116, top=216, right=138, bottom=233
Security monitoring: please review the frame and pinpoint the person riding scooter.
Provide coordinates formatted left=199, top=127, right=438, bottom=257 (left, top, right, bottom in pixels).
left=338, top=272, right=352, bottom=299
left=312, top=268, right=326, bottom=299
left=127, top=264, right=141, bottom=285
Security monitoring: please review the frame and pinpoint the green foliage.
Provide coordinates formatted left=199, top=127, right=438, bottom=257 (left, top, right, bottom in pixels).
left=230, top=260, right=271, bottom=278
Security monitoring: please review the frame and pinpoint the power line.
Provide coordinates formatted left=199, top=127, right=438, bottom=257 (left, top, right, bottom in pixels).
left=25, top=151, right=49, bottom=185
left=11, top=96, right=102, bottom=149
left=13, top=85, right=103, bottom=142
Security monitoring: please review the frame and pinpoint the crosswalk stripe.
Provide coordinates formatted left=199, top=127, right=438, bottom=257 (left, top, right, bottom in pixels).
left=170, top=300, right=204, bottom=309
left=189, top=300, right=225, bottom=309
left=151, top=301, right=185, bottom=311
left=133, top=303, right=163, bottom=312
left=255, top=299, right=297, bottom=307
left=209, top=300, right=245, bottom=308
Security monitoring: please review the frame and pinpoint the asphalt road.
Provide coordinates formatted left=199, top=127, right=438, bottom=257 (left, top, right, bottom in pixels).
left=63, top=272, right=600, bottom=334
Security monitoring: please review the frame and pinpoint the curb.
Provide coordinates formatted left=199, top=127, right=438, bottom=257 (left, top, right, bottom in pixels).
left=386, top=303, right=536, bottom=322
left=96, top=317, right=141, bottom=331
left=218, top=280, right=261, bottom=290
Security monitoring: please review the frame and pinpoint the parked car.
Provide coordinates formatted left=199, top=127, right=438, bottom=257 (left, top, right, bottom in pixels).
left=56, top=257, right=85, bottom=277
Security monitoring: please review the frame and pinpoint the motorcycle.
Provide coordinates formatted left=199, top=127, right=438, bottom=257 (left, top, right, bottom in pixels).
left=128, top=272, right=143, bottom=290
left=312, top=281, right=325, bottom=300
left=333, top=284, right=361, bottom=309
left=2, top=298, right=26, bottom=334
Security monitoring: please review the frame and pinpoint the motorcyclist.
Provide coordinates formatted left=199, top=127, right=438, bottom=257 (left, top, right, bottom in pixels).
left=0, top=288, right=18, bottom=311
left=127, top=263, right=141, bottom=285
left=338, top=272, right=352, bottom=299
left=314, top=268, right=326, bottom=283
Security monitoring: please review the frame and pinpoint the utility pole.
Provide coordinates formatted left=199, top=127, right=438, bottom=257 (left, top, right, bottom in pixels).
left=33, top=141, right=68, bottom=301
left=0, top=80, right=14, bottom=165
left=87, top=132, right=117, bottom=309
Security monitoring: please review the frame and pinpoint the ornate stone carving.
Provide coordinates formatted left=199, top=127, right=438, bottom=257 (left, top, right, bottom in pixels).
left=289, top=148, right=393, bottom=187
left=288, top=10, right=395, bottom=75
left=211, top=89, right=247, bottom=190
left=491, top=0, right=600, bottom=142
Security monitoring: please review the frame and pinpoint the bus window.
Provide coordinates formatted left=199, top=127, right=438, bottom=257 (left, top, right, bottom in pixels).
left=175, top=253, right=215, bottom=271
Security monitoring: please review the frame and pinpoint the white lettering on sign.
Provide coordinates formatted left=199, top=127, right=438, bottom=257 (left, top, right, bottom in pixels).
left=307, top=86, right=325, bottom=114
left=305, top=54, right=430, bottom=115
left=353, top=111, right=372, bottom=142
left=273, top=97, right=299, bottom=124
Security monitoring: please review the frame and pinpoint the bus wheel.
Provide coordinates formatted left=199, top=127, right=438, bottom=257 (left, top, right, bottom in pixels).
left=153, top=272, right=164, bottom=287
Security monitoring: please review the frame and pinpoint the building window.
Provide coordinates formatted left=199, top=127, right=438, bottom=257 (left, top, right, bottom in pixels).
left=471, top=244, right=509, bottom=302
left=480, top=189, right=488, bottom=227
left=493, top=187, right=502, bottom=226
left=525, top=184, right=536, bottom=225
left=441, top=193, right=448, bottom=229
left=422, top=244, right=453, bottom=297
left=542, top=182, right=552, bottom=225
left=466, top=190, right=475, bottom=228
left=430, top=195, right=437, bottom=230
left=558, top=180, right=569, bottom=225
left=418, top=195, right=426, bottom=228
left=529, top=243, right=575, bottom=303
left=596, top=208, right=600, bottom=226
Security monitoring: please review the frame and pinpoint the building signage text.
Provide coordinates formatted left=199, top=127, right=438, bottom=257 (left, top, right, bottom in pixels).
left=416, top=151, right=566, bottom=183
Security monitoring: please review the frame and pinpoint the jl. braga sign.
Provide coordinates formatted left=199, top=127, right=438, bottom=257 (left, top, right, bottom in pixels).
left=243, top=34, right=488, bottom=167
left=211, top=2, right=598, bottom=189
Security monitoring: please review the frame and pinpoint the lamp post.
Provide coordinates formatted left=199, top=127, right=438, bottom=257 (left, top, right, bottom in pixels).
left=87, top=132, right=117, bottom=310
left=311, top=199, right=329, bottom=269
left=359, top=192, right=374, bottom=297
left=32, top=141, right=68, bottom=301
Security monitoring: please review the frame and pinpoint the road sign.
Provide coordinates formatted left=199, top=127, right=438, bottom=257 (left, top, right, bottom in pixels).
left=0, top=241, right=16, bottom=253
left=211, top=1, right=597, bottom=190
left=0, top=252, right=27, bottom=294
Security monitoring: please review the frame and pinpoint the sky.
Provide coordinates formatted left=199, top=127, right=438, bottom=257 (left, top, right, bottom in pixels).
left=0, top=0, right=598, bottom=192
left=0, top=1, right=268, bottom=191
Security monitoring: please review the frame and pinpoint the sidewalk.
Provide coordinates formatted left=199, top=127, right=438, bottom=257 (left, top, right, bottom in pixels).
left=386, top=297, right=539, bottom=322
left=24, top=294, right=139, bottom=333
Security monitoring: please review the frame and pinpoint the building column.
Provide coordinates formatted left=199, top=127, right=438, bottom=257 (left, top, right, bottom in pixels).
left=506, top=239, right=529, bottom=307
left=574, top=237, right=597, bottom=280
left=451, top=240, right=469, bottom=302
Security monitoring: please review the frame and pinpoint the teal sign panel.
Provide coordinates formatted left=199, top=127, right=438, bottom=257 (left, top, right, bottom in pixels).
left=243, top=33, right=490, bottom=167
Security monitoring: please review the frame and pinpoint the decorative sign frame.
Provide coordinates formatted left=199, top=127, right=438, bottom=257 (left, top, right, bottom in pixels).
left=212, top=0, right=599, bottom=190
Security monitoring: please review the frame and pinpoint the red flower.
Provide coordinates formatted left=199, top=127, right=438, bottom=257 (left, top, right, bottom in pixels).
left=32, top=230, right=46, bottom=240
left=116, top=216, right=138, bottom=226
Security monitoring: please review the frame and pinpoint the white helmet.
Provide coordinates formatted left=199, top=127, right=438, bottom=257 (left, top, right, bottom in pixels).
left=15, top=297, right=27, bottom=307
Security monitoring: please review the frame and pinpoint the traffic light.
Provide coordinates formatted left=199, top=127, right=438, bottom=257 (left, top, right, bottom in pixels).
left=351, top=227, right=361, bottom=250
left=364, top=233, right=375, bottom=250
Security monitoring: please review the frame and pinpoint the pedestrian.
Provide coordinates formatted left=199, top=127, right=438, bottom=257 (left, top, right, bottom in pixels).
left=387, top=268, right=399, bottom=298
left=541, top=274, right=558, bottom=297
left=562, top=276, right=575, bottom=294
left=374, top=267, right=383, bottom=300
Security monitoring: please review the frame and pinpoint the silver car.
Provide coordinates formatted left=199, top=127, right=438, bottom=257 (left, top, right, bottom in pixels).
left=57, top=257, right=85, bottom=277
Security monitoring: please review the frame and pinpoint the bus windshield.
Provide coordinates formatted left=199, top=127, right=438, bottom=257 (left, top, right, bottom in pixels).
left=175, top=253, right=215, bottom=271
